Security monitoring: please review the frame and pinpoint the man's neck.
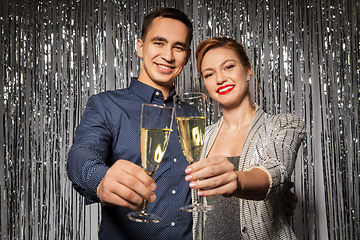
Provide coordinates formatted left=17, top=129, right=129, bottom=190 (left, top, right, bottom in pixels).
left=137, top=76, right=173, bottom=100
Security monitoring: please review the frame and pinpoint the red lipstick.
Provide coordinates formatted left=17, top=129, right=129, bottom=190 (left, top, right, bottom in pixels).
left=216, top=85, right=234, bottom=95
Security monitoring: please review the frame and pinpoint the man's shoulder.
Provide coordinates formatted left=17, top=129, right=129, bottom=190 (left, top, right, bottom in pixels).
left=91, top=88, right=128, bottom=98
left=82, top=88, right=138, bottom=117
left=87, top=88, right=130, bottom=104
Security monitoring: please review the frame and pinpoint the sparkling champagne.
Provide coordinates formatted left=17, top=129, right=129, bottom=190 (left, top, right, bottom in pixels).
left=176, top=116, right=205, bottom=164
left=140, top=128, right=170, bottom=176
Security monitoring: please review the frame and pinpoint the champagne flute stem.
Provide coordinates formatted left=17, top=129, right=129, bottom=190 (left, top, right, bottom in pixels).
left=191, top=188, right=203, bottom=206
left=141, top=199, right=149, bottom=214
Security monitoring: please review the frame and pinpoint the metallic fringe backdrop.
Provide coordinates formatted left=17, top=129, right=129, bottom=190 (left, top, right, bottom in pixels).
left=0, top=0, right=359, bottom=239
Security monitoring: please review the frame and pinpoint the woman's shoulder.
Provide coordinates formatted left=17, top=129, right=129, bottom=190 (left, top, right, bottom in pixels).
left=258, top=112, right=306, bottom=141
left=264, top=112, right=304, bottom=128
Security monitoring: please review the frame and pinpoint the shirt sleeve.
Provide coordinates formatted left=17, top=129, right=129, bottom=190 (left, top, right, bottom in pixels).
left=257, top=114, right=305, bottom=200
left=66, top=95, right=111, bottom=204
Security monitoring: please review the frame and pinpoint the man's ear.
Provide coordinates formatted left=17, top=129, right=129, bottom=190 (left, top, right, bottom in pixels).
left=136, top=39, right=144, bottom=58
left=185, top=48, right=192, bottom=65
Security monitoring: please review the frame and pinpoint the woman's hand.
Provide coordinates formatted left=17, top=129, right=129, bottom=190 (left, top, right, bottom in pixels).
left=185, top=156, right=271, bottom=200
left=184, top=155, right=239, bottom=197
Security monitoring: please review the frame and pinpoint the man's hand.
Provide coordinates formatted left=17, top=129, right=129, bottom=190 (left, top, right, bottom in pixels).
left=96, top=160, right=157, bottom=211
left=282, top=181, right=298, bottom=221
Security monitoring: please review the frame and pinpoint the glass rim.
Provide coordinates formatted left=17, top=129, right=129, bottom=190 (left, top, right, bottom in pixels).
left=174, top=92, right=205, bottom=99
left=142, top=103, right=173, bottom=109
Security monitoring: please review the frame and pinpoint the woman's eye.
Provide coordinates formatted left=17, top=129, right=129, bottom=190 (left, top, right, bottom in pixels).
left=204, top=73, right=213, bottom=79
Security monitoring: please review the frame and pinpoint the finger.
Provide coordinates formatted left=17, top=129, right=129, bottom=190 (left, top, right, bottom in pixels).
left=188, top=159, right=234, bottom=182
left=185, top=159, right=209, bottom=174
left=188, top=166, right=224, bottom=182
left=191, top=165, right=234, bottom=182
left=196, top=181, right=238, bottom=197
left=115, top=160, right=157, bottom=190
left=190, top=173, right=238, bottom=197
left=107, top=184, right=145, bottom=210
left=282, top=194, right=296, bottom=210
left=97, top=174, right=150, bottom=210
left=107, top=166, right=156, bottom=203
left=283, top=204, right=295, bottom=220
left=186, top=156, right=228, bottom=174
left=190, top=171, right=237, bottom=190
left=284, top=189, right=298, bottom=204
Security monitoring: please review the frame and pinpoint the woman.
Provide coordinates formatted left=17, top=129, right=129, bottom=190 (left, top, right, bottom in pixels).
left=185, top=37, right=305, bottom=239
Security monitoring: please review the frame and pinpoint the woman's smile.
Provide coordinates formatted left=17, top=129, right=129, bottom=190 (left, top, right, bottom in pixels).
left=217, top=84, right=235, bottom=95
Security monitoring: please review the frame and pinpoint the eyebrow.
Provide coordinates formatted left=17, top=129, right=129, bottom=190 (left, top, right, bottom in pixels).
left=202, top=59, right=236, bottom=74
left=150, top=36, right=187, bottom=48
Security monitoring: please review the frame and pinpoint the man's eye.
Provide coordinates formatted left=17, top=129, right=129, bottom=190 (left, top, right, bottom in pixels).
left=225, top=65, right=234, bottom=70
left=174, top=46, right=184, bottom=51
left=154, top=42, right=164, bottom=46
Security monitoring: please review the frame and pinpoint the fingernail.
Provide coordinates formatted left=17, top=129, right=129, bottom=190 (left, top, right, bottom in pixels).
left=185, top=168, right=192, bottom=174
left=197, top=191, right=204, bottom=196
left=185, top=175, right=192, bottom=181
left=189, top=182, right=196, bottom=188
left=150, top=183, right=156, bottom=190
left=150, top=194, right=156, bottom=202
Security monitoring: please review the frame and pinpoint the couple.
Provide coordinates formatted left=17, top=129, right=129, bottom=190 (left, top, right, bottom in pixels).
left=66, top=8, right=305, bottom=240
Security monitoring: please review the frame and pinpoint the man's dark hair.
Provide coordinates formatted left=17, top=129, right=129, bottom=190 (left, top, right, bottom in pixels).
left=142, top=8, right=193, bottom=48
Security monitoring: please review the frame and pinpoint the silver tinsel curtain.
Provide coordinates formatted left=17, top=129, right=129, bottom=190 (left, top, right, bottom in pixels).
left=0, top=0, right=359, bottom=239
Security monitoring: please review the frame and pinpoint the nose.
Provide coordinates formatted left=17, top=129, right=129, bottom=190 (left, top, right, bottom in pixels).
left=161, top=46, right=174, bottom=62
left=216, top=71, right=227, bottom=84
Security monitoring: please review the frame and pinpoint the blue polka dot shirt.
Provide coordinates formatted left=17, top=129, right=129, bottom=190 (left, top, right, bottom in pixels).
left=67, top=78, right=192, bottom=240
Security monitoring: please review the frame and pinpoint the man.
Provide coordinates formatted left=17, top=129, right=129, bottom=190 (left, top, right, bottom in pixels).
left=67, top=7, right=298, bottom=240
left=67, top=8, right=193, bottom=239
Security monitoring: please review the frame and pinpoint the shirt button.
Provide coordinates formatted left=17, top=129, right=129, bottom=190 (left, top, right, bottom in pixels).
left=155, top=91, right=160, bottom=96
left=173, top=158, right=177, bottom=162
left=171, top=222, right=176, bottom=226
left=172, top=190, right=176, bottom=194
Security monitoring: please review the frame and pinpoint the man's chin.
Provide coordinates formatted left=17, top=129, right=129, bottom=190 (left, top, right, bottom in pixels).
left=153, top=78, right=176, bottom=88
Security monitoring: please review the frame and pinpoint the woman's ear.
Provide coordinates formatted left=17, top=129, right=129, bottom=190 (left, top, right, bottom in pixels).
left=246, top=70, right=253, bottom=81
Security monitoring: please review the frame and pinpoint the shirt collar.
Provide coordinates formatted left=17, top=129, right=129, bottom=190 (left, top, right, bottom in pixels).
left=129, top=77, right=176, bottom=104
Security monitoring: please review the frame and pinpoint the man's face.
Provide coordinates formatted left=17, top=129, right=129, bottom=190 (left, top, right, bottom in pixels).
left=137, top=17, right=191, bottom=91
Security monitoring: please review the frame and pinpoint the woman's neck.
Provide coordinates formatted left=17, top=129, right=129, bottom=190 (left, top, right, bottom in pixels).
left=220, top=99, right=255, bottom=131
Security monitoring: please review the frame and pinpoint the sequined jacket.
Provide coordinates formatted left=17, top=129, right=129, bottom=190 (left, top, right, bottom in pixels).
left=193, top=106, right=306, bottom=240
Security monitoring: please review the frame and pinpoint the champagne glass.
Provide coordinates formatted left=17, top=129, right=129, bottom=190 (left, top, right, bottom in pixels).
left=174, top=92, right=214, bottom=212
left=127, top=103, right=173, bottom=223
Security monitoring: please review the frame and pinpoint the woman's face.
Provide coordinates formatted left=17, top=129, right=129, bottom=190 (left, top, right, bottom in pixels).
left=200, top=47, right=250, bottom=109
